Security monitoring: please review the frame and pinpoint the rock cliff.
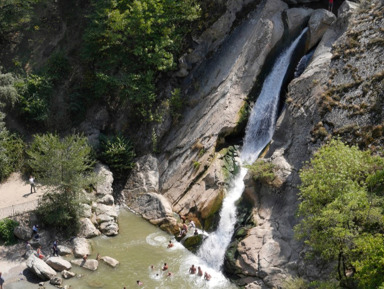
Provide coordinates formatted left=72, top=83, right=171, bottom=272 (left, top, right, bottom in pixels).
left=122, top=0, right=383, bottom=287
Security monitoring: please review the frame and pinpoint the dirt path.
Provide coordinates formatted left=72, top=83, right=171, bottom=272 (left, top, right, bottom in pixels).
left=0, top=172, right=46, bottom=219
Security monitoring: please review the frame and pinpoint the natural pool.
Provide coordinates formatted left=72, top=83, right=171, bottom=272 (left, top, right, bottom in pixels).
left=9, top=209, right=238, bottom=289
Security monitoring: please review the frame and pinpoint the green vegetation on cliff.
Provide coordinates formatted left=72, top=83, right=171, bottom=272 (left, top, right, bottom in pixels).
left=295, top=139, right=384, bottom=289
left=82, top=0, right=200, bottom=121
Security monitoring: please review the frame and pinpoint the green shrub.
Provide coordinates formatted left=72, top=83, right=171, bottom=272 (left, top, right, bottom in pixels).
left=99, top=134, right=136, bottom=179
left=169, top=88, right=184, bottom=123
left=44, top=51, right=71, bottom=85
left=16, top=74, right=52, bottom=125
left=0, top=133, right=25, bottom=182
left=245, top=159, right=276, bottom=183
left=0, top=218, right=19, bottom=245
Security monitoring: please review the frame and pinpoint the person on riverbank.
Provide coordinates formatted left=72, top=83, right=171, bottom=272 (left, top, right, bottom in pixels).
left=52, top=240, right=59, bottom=256
left=32, top=224, right=38, bottom=235
left=36, top=246, right=44, bottom=259
left=194, top=229, right=198, bottom=236
left=189, top=264, right=196, bottom=274
left=189, top=220, right=195, bottom=229
left=0, top=272, right=4, bottom=289
left=162, top=263, right=168, bottom=271
left=29, top=176, right=36, bottom=193
left=197, top=266, right=203, bottom=276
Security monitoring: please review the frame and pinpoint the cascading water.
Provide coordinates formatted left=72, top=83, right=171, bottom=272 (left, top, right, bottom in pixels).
left=197, top=28, right=308, bottom=270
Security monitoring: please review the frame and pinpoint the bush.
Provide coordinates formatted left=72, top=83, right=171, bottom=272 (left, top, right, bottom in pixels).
left=44, top=51, right=71, bottom=85
left=245, top=159, right=276, bottom=184
left=0, top=218, right=19, bottom=245
left=0, top=133, right=25, bottom=182
left=99, top=134, right=136, bottom=179
left=16, top=74, right=52, bottom=125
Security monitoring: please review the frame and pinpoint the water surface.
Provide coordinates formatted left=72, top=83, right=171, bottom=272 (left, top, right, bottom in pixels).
left=9, top=209, right=237, bottom=289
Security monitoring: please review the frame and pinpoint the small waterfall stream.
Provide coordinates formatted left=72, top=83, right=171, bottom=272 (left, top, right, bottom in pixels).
left=197, top=28, right=308, bottom=270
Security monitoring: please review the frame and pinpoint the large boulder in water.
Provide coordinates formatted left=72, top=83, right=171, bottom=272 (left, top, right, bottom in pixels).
left=46, top=256, right=72, bottom=271
left=26, top=254, right=57, bottom=280
left=183, top=234, right=204, bottom=253
left=72, top=237, right=91, bottom=258
left=79, top=218, right=101, bottom=238
left=70, top=258, right=99, bottom=271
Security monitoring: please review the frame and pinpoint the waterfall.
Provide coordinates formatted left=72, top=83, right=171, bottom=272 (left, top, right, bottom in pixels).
left=197, top=28, right=308, bottom=270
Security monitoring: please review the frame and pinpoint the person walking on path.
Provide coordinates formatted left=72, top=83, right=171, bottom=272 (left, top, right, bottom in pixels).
left=0, top=272, right=4, bottom=289
left=328, top=0, right=334, bottom=12
left=29, top=175, right=36, bottom=193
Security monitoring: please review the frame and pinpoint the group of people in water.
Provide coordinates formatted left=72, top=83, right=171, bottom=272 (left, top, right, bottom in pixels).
left=189, top=264, right=211, bottom=281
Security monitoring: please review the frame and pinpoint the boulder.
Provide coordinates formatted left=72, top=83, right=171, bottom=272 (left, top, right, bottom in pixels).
left=95, top=204, right=118, bottom=218
left=70, top=258, right=99, bottom=271
left=95, top=163, right=114, bottom=196
left=13, top=225, right=32, bottom=241
left=79, top=218, right=101, bottom=238
left=72, top=237, right=92, bottom=258
left=99, top=221, right=119, bottom=236
left=26, top=254, right=57, bottom=280
left=57, top=245, right=72, bottom=256
left=61, top=270, right=76, bottom=279
left=123, top=154, right=159, bottom=197
left=285, top=8, right=313, bottom=35
left=98, top=194, right=114, bottom=205
left=306, top=9, right=337, bottom=50
left=80, top=203, right=92, bottom=218
left=183, top=234, right=204, bottom=253
left=49, top=277, right=62, bottom=286
left=96, top=213, right=114, bottom=224
left=46, top=257, right=72, bottom=271
left=100, top=256, right=119, bottom=268
left=127, top=193, right=173, bottom=221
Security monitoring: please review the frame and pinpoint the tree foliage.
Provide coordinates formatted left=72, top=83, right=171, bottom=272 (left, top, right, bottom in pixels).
left=83, top=0, right=200, bottom=120
left=0, top=69, right=24, bottom=181
left=295, top=139, right=384, bottom=288
left=27, top=133, right=95, bottom=235
left=0, top=218, right=19, bottom=245
left=99, top=134, right=136, bottom=179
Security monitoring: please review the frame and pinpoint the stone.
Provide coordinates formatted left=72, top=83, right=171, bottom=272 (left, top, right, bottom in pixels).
left=61, top=270, right=76, bottom=279
left=306, top=9, right=337, bottom=50
left=79, top=218, right=101, bottom=238
left=57, top=245, right=72, bottom=256
left=49, top=277, right=62, bottom=286
left=98, top=194, right=114, bottom=205
left=46, top=257, right=72, bottom=271
left=26, top=254, right=57, bottom=280
left=72, top=237, right=91, bottom=258
left=95, top=204, right=118, bottom=218
left=285, top=8, right=313, bottom=35
left=183, top=234, right=204, bottom=253
left=96, top=213, right=114, bottom=224
left=70, top=258, right=99, bottom=271
left=99, top=221, right=119, bottom=236
left=95, top=163, right=114, bottom=196
left=123, top=154, right=160, bottom=197
left=100, top=256, right=119, bottom=268
left=126, top=192, right=173, bottom=221
left=80, top=203, right=92, bottom=218
left=13, top=225, right=32, bottom=241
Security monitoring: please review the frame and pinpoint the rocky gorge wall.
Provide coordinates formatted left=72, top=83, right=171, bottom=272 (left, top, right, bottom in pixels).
left=120, top=0, right=384, bottom=288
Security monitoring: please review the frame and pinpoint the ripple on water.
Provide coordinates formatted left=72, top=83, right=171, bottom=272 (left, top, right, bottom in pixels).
left=146, top=232, right=168, bottom=246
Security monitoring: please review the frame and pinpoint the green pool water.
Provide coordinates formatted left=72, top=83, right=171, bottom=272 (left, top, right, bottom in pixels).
left=9, top=209, right=238, bottom=289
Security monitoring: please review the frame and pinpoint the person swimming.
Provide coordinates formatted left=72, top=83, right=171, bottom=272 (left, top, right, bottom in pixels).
left=189, top=264, right=197, bottom=274
left=162, top=263, right=168, bottom=271
left=204, top=272, right=211, bottom=281
left=197, top=266, right=203, bottom=276
left=167, top=240, right=174, bottom=248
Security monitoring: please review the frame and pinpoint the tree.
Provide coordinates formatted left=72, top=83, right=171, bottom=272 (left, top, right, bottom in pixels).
left=27, top=133, right=95, bottom=234
left=295, top=139, right=384, bottom=288
left=82, top=0, right=200, bottom=121
left=0, top=69, right=23, bottom=181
